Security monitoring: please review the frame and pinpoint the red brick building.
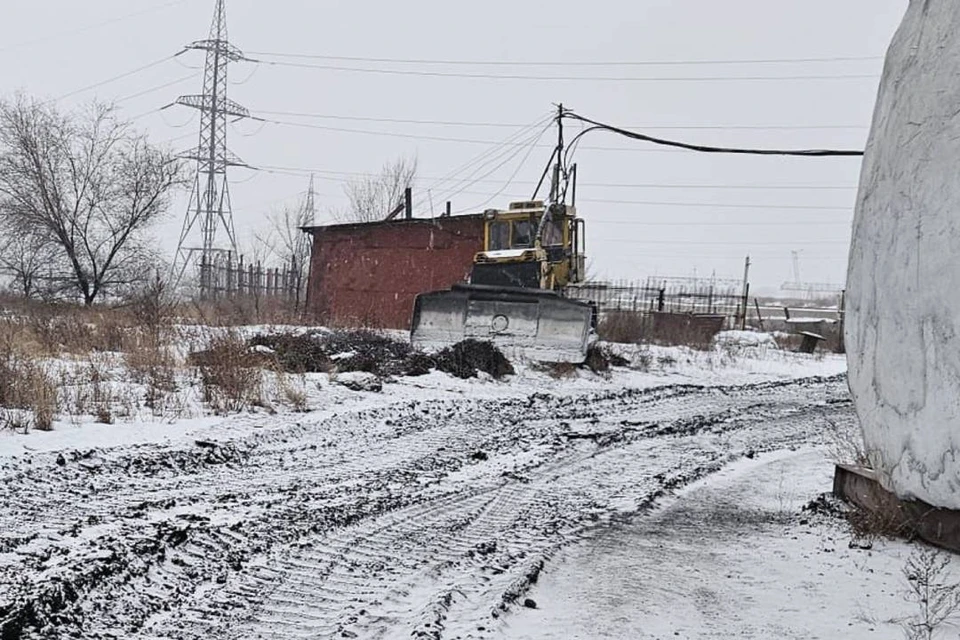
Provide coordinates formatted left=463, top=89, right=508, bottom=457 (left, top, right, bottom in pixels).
left=303, top=215, right=484, bottom=329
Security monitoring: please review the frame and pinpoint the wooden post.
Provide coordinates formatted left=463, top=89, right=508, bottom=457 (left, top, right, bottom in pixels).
left=740, top=283, right=750, bottom=330
left=838, top=289, right=846, bottom=353
left=405, top=187, right=413, bottom=219
left=740, top=255, right=751, bottom=330
left=754, top=298, right=765, bottom=331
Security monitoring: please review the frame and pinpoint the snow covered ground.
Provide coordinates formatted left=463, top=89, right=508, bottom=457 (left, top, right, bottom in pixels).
left=3, top=338, right=941, bottom=639
left=501, top=449, right=942, bottom=639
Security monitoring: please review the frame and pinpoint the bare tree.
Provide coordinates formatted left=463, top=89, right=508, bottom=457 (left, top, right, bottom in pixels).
left=255, top=202, right=314, bottom=311
left=335, top=155, right=417, bottom=223
left=0, top=96, right=185, bottom=305
left=0, top=214, right=59, bottom=298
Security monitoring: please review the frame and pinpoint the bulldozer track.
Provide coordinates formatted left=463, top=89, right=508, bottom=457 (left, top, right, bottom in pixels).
left=0, top=375, right=853, bottom=639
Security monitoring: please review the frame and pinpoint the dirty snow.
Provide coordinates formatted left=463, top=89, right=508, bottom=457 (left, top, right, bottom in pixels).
left=1, top=335, right=906, bottom=639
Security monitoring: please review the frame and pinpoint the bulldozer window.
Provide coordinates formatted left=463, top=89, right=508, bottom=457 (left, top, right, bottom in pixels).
left=489, top=221, right=510, bottom=251
left=512, top=220, right=534, bottom=248
left=542, top=219, right=563, bottom=246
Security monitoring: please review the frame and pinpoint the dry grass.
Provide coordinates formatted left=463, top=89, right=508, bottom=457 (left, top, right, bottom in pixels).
left=597, top=311, right=648, bottom=344
left=184, top=295, right=308, bottom=328
left=191, top=331, right=270, bottom=415
left=0, top=338, right=57, bottom=431
left=823, top=415, right=871, bottom=468
left=0, top=292, right=325, bottom=425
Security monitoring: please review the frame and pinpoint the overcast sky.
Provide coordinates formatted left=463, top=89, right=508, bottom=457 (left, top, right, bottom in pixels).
left=0, top=0, right=907, bottom=292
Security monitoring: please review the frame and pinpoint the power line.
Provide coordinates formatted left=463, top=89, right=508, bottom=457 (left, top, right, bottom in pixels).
left=254, top=110, right=868, bottom=131
left=410, top=113, right=553, bottom=195
left=56, top=55, right=178, bottom=101
left=576, top=198, right=851, bottom=210
left=252, top=58, right=878, bottom=83
left=601, top=239, right=849, bottom=246
left=422, top=121, right=555, bottom=208
left=247, top=51, right=882, bottom=67
left=449, top=123, right=554, bottom=213
left=589, top=219, right=851, bottom=227
left=115, top=74, right=198, bottom=105
left=256, top=117, right=842, bottom=154
left=564, top=111, right=865, bottom=157
left=256, top=165, right=857, bottom=191
left=257, top=167, right=855, bottom=210
left=0, top=0, right=190, bottom=54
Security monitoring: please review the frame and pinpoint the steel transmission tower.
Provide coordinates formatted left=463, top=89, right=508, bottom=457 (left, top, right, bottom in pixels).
left=304, top=174, right=316, bottom=225
left=172, top=0, right=252, bottom=297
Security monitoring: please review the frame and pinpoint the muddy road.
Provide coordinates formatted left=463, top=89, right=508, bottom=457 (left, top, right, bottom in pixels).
left=0, top=375, right=853, bottom=639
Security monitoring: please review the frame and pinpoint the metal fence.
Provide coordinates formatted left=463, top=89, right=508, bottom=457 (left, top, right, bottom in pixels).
left=567, top=277, right=746, bottom=324
left=201, top=254, right=304, bottom=301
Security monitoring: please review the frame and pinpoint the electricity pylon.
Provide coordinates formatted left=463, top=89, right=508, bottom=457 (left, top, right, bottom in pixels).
left=172, top=0, right=252, bottom=297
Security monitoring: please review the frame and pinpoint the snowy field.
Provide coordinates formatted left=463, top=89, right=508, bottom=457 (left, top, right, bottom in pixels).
left=0, top=334, right=947, bottom=639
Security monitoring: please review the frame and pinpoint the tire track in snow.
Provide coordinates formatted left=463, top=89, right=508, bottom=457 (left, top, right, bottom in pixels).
left=0, top=375, right=852, bottom=639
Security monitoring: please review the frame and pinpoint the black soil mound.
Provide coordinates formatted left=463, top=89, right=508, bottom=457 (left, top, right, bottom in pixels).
left=583, top=344, right=629, bottom=374
left=249, top=332, right=513, bottom=380
left=433, top=340, right=514, bottom=380
left=250, top=330, right=417, bottom=377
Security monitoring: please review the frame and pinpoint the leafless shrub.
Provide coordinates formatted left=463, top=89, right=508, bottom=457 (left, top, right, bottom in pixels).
left=845, top=492, right=914, bottom=545
left=584, top=344, right=629, bottom=374
left=186, top=295, right=306, bottom=327
left=60, top=356, right=118, bottom=424
left=597, top=311, right=648, bottom=344
left=123, top=274, right=183, bottom=413
left=899, top=548, right=960, bottom=640
left=277, top=374, right=309, bottom=413
left=191, top=332, right=267, bottom=414
left=823, top=415, right=871, bottom=468
left=0, top=343, right=57, bottom=431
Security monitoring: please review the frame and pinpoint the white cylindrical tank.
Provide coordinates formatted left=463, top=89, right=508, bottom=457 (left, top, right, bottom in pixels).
left=847, top=0, right=960, bottom=509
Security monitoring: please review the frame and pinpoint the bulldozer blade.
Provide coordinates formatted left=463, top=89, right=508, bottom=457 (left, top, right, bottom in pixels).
left=411, top=285, right=595, bottom=363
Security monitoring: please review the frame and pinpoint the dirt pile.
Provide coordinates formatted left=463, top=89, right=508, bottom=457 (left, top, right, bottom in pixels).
left=249, top=330, right=416, bottom=377
left=249, top=332, right=514, bottom=380
left=432, top=339, right=514, bottom=380
left=583, top=344, right=629, bottom=374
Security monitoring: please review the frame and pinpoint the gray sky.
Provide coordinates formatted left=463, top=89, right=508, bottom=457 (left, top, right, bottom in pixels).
left=0, top=0, right=907, bottom=292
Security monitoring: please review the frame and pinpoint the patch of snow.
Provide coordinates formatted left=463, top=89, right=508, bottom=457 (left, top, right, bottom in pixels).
left=714, top=330, right=778, bottom=348
left=332, top=371, right=383, bottom=392
left=502, top=448, right=947, bottom=639
left=249, top=344, right=275, bottom=355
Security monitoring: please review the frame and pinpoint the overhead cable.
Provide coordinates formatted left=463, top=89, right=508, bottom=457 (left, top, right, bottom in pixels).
left=55, top=55, right=177, bottom=101
left=563, top=112, right=865, bottom=157
left=252, top=58, right=877, bottom=83
left=248, top=51, right=882, bottom=67
left=253, top=110, right=868, bottom=131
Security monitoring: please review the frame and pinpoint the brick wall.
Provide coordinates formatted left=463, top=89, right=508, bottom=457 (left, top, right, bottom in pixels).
left=305, top=215, right=484, bottom=329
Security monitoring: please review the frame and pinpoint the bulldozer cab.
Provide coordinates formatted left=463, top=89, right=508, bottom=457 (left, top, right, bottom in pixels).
left=472, top=201, right=586, bottom=290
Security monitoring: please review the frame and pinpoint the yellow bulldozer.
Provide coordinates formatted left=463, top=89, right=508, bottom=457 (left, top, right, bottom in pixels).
left=410, top=199, right=596, bottom=363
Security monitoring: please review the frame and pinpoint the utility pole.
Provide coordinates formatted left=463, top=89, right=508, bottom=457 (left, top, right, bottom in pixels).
left=171, top=0, right=253, bottom=298
left=740, top=255, right=751, bottom=330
